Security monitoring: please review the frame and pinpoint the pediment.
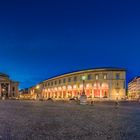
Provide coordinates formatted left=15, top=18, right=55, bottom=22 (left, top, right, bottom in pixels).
left=0, top=76, right=9, bottom=81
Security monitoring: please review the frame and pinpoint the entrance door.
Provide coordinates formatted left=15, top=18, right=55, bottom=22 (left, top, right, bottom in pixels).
left=1, top=83, right=9, bottom=98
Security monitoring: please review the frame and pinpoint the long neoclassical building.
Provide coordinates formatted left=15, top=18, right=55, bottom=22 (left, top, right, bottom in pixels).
left=29, top=68, right=126, bottom=100
left=0, top=73, right=19, bottom=98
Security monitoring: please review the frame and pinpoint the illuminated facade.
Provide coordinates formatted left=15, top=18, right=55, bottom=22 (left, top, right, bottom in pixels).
left=128, top=77, right=140, bottom=99
left=30, top=68, right=126, bottom=100
left=0, top=73, right=19, bottom=98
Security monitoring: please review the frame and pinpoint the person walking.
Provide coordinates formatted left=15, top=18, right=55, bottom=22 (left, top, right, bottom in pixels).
left=115, top=97, right=119, bottom=109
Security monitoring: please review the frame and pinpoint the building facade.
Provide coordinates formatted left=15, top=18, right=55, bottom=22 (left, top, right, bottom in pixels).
left=0, top=73, right=19, bottom=98
left=19, top=87, right=37, bottom=99
left=29, top=68, right=126, bottom=100
left=128, top=77, right=140, bottom=99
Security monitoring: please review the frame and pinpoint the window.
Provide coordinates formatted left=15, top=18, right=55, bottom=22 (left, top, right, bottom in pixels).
left=59, top=79, right=61, bottom=84
left=63, top=78, right=66, bottom=83
left=87, top=74, right=92, bottom=80
left=48, top=82, right=50, bottom=86
left=116, top=73, right=120, bottom=80
left=68, top=77, right=71, bottom=82
left=74, top=76, right=77, bottom=82
left=95, top=74, right=99, bottom=80
left=55, top=81, right=57, bottom=85
left=51, top=82, right=53, bottom=86
left=103, top=74, right=107, bottom=80
left=13, top=87, right=15, bottom=91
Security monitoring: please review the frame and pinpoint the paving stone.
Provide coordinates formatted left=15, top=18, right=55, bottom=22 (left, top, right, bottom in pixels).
left=0, top=100, right=139, bottom=140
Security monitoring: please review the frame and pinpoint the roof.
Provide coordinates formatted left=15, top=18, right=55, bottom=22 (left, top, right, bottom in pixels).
left=0, top=72, right=9, bottom=78
left=129, top=76, right=140, bottom=84
left=135, top=76, right=140, bottom=79
left=42, top=67, right=126, bottom=83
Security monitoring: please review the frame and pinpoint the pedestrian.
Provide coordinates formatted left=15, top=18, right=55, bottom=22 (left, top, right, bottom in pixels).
left=115, top=98, right=119, bottom=109
left=91, top=100, right=94, bottom=105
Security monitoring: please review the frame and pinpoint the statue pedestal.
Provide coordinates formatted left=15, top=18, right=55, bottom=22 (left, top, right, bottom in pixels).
left=79, top=94, right=87, bottom=105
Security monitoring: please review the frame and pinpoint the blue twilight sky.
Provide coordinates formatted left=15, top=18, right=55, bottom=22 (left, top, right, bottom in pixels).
left=0, top=0, right=140, bottom=89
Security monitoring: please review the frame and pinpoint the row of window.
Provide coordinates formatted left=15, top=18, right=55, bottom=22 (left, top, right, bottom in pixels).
left=43, top=73, right=121, bottom=87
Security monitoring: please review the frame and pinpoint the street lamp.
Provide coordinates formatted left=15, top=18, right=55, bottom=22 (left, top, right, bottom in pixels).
left=35, top=85, right=40, bottom=100
left=115, top=87, right=120, bottom=101
left=82, top=75, right=86, bottom=95
left=2, top=88, right=6, bottom=100
left=36, top=85, right=40, bottom=89
left=116, top=93, right=119, bottom=100
left=79, top=75, right=87, bottom=105
left=115, top=92, right=119, bottom=108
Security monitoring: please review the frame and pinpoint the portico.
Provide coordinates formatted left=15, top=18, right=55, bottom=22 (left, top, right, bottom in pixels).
left=0, top=73, right=19, bottom=98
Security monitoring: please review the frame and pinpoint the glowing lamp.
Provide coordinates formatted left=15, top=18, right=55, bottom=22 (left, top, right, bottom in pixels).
left=82, top=75, right=86, bottom=81
left=36, top=85, right=40, bottom=89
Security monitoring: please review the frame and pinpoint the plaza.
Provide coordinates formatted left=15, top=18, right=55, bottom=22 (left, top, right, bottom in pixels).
left=0, top=100, right=140, bottom=140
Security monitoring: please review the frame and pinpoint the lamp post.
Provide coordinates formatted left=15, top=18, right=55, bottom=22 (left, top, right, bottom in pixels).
left=82, top=75, right=86, bottom=95
left=115, top=87, right=120, bottom=101
left=115, top=91, right=119, bottom=108
left=2, top=88, right=6, bottom=100
left=36, top=85, right=40, bottom=100
left=116, top=93, right=119, bottom=101
left=79, top=75, right=87, bottom=105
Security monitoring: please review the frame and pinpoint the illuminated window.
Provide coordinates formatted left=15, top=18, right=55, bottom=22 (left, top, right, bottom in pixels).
left=95, top=74, right=99, bottom=80
left=103, top=74, right=107, bottom=80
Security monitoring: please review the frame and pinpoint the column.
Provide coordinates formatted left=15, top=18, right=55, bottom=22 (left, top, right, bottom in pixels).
left=49, top=92, right=52, bottom=98
left=109, top=81, right=112, bottom=100
left=66, top=86, right=68, bottom=99
left=62, top=89, right=64, bottom=99
left=8, top=84, right=11, bottom=97
left=92, top=85, right=94, bottom=99
left=0, top=83, right=1, bottom=97
left=46, top=91, right=49, bottom=99
left=100, top=83, right=102, bottom=98
left=57, top=91, right=59, bottom=99
left=78, top=84, right=80, bottom=98
left=52, top=92, right=54, bottom=98
left=72, top=89, right=74, bottom=98
left=100, top=89, right=102, bottom=98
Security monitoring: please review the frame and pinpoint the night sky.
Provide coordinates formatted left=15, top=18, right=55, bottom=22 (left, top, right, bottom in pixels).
left=0, top=0, right=140, bottom=89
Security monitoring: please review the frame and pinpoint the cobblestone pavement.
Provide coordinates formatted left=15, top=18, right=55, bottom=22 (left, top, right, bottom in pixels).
left=0, top=100, right=140, bottom=140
